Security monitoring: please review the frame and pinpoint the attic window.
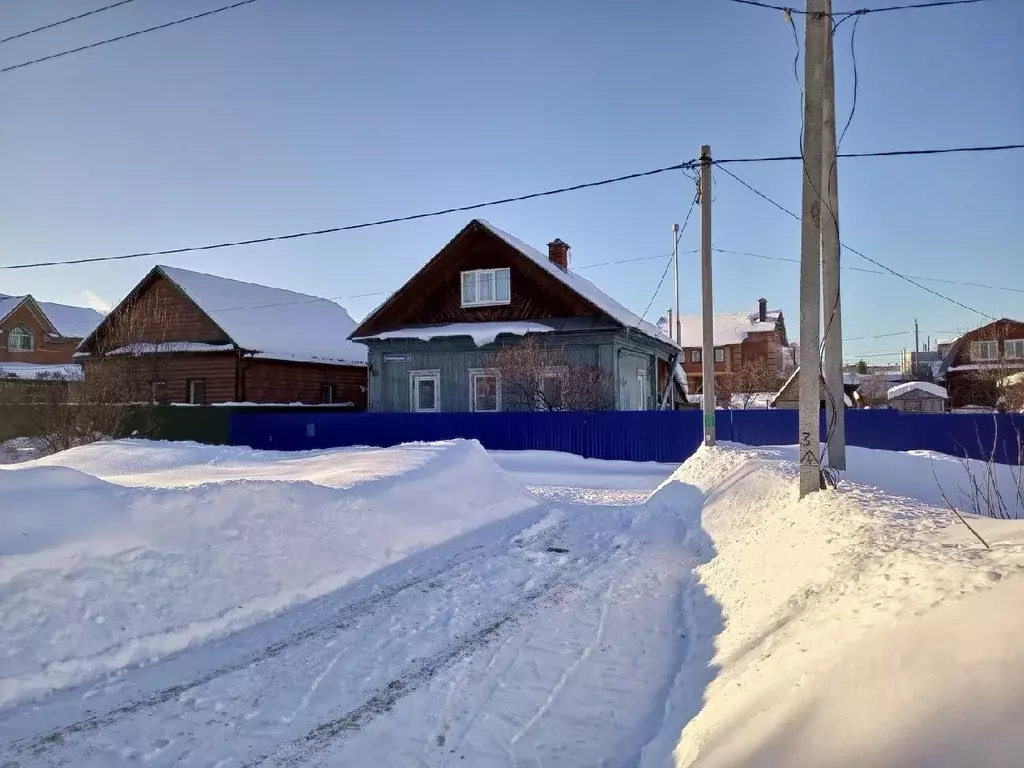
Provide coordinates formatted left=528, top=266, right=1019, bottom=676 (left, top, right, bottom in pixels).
left=7, top=326, right=34, bottom=351
left=461, top=268, right=511, bottom=308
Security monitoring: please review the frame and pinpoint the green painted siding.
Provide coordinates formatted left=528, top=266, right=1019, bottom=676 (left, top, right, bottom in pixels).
left=367, top=334, right=620, bottom=413
left=366, top=330, right=677, bottom=413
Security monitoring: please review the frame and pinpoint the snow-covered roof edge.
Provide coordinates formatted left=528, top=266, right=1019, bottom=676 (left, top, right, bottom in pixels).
left=476, top=220, right=679, bottom=350
left=887, top=381, right=949, bottom=400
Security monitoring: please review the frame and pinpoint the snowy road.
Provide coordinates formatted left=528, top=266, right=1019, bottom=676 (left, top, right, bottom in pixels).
left=0, top=449, right=700, bottom=767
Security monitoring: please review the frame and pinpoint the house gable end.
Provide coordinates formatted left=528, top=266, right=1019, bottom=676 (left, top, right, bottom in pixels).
left=352, top=221, right=613, bottom=338
left=949, top=318, right=1024, bottom=368
left=79, top=268, right=234, bottom=354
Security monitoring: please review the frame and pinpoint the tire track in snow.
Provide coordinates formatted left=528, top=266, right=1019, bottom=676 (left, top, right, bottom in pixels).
left=252, top=539, right=619, bottom=767
left=4, top=539, right=499, bottom=761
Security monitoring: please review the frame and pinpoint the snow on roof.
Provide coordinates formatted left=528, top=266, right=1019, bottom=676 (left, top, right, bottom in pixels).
left=475, top=220, right=679, bottom=349
left=357, top=322, right=554, bottom=348
left=158, top=266, right=367, bottom=365
left=657, top=308, right=781, bottom=348
left=35, top=300, right=103, bottom=338
left=0, top=293, right=102, bottom=338
left=887, top=381, right=948, bottom=400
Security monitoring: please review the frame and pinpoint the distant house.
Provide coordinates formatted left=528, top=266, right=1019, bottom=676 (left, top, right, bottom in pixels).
left=771, top=367, right=855, bottom=409
left=76, top=266, right=367, bottom=406
left=887, top=381, right=948, bottom=413
left=659, top=300, right=791, bottom=395
left=0, top=293, right=102, bottom=379
left=934, top=318, right=1024, bottom=408
left=349, top=219, right=686, bottom=413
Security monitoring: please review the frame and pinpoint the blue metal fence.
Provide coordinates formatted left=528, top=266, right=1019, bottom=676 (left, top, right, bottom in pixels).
left=228, top=409, right=1024, bottom=465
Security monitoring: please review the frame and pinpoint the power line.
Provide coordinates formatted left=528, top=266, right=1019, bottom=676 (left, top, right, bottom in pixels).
left=716, top=167, right=997, bottom=319
left=0, top=0, right=262, bottom=74
left=0, top=0, right=143, bottom=46
left=711, top=246, right=1024, bottom=295
left=3, top=142, right=1021, bottom=272
left=725, top=0, right=994, bottom=16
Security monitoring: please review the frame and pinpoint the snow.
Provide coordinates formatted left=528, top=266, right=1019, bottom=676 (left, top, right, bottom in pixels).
left=1000, top=371, right=1024, bottom=388
left=5, top=437, right=1024, bottom=766
left=0, top=439, right=537, bottom=708
left=477, top=220, right=680, bottom=349
left=887, top=380, right=949, bottom=399
left=658, top=308, right=781, bottom=348
left=0, top=293, right=103, bottom=338
left=157, top=265, right=368, bottom=365
left=357, top=321, right=554, bottom=347
left=104, top=341, right=236, bottom=355
left=652, top=444, right=1024, bottom=768
left=0, top=362, right=82, bottom=379
left=35, top=299, right=104, bottom=338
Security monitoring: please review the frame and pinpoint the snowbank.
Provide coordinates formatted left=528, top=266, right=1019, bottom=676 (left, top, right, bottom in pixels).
left=646, top=444, right=1024, bottom=767
left=0, top=439, right=538, bottom=708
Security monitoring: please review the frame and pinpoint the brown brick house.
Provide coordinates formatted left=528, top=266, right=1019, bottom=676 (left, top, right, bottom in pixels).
left=659, top=299, right=793, bottom=396
left=0, top=293, right=102, bottom=378
left=76, top=266, right=368, bottom=406
left=936, top=318, right=1024, bottom=408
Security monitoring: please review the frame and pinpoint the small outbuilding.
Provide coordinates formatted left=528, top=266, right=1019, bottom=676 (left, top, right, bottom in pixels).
left=886, top=381, right=948, bottom=413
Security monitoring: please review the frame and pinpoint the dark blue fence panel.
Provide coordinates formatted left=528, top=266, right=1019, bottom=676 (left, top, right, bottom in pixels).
left=228, top=409, right=1024, bottom=465
left=229, top=410, right=707, bottom=463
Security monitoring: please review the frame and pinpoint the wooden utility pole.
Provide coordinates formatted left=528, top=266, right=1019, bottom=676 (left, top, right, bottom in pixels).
left=799, top=0, right=828, bottom=497
left=821, top=0, right=846, bottom=471
left=700, top=144, right=716, bottom=446
left=673, top=222, right=681, bottom=345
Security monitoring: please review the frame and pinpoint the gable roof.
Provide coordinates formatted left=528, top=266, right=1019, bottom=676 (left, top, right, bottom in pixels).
left=0, top=293, right=103, bottom=339
left=887, top=381, right=948, bottom=400
left=156, top=266, right=367, bottom=365
left=658, top=308, right=782, bottom=348
left=351, top=219, right=679, bottom=349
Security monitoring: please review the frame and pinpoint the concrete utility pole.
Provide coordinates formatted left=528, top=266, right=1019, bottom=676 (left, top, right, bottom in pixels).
left=673, top=222, right=681, bottom=345
left=700, top=144, right=716, bottom=446
left=798, top=0, right=828, bottom=497
left=915, top=318, right=920, bottom=353
left=821, top=0, right=846, bottom=471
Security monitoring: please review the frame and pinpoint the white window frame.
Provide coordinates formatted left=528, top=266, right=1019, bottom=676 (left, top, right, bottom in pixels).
left=714, top=347, right=725, bottom=363
left=690, top=349, right=701, bottom=363
left=468, top=368, right=501, bottom=412
left=6, top=325, right=34, bottom=352
left=409, top=369, right=441, bottom=413
left=971, top=340, right=999, bottom=361
left=461, top=268, right=511, bottom=308
left=636, top=367, right=650, bottom=411
left=1005, top=339, right=1024, bottom=360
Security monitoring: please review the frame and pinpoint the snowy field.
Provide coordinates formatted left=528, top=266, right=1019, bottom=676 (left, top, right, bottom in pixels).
left=2, top=438, right=1023, bottom=766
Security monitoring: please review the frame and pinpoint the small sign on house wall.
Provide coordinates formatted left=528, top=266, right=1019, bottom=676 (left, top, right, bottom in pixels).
left=383, top=354, right=412, bottom=363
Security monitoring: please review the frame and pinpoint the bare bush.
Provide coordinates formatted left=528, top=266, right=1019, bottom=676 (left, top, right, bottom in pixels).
left=854, top=373, right=890, bottom=407
left=0, top=301, right=171, bottom=456
left=730, top=357, right=782, bottom=409
left=488, top=336, right=614, bottom=411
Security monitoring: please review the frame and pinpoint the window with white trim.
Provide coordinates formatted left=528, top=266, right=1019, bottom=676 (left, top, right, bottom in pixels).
left=187, top=379, right=206, bottom=405
left=971, top=340, right=998, bottom=361
left=461, top=268, right=511, bottom=308
left=469, top=369, right=500, bottom=412
left=410, top=370, right=441, bottom=412
left=7, top=326, right=34, bottom=351
left=1006, top=339, right=1024, bottom=359
left=690, top=349, right=701, bottom=363
left=714, top=348, right=725, bottom=363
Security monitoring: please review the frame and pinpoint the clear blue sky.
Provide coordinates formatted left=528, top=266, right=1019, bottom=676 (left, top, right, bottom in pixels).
left=1, top=0, right=1021, bottom=362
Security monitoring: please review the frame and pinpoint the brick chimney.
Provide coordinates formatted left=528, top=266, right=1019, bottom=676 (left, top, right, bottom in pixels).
left=547, top=239, right=570, bottom=271
left=758, top=298, right=768, bottom=323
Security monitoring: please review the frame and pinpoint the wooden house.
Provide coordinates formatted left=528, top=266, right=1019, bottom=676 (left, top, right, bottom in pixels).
left=0, top=293, right=102, bottom=379
left=76, top=266, right=367, bottom=406
left=349, top=219, right=686, bottom=412
left=934, top=318, right=1024, bottom=408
